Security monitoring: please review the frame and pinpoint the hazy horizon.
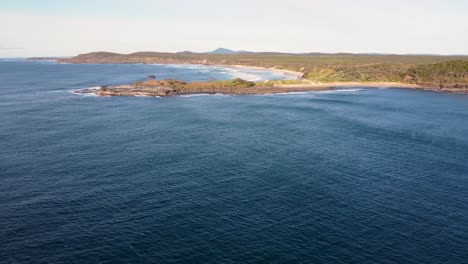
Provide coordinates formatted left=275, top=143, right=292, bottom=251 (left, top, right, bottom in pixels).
left=1, top=0, right=468, bottom=57
left=5, top=49, right=468, bottom=59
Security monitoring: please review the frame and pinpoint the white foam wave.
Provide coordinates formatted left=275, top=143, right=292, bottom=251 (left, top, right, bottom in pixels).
left=154, top=64, right=297, bottom=82
left=258, top=88, right=364, bottom=96
left=223, top=69, right=264, bottom=81
left=335, top=88, right=364, bottom=92
left=318, top=88, right=364, bottom=94
left=278, top=91, right=310, bottom=95
left=72, top=91, right=98, bottom=96
left=179, top=93, right=229, bottom=98
left=83, top=86, right=101, bottom=90
left=160, top=64, right=214, bottom=71
left=179, top=93, right=213, bottom=97
left=71, top=86, right=100, bottom=96
left=269, top=91, right=311, bottom=96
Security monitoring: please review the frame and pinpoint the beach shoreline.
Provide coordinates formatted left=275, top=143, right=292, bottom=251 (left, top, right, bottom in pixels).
left=217, top=64, right=304, bottom=79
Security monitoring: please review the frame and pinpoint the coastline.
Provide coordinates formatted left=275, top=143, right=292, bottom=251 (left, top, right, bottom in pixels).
left=75, top=81, right=436, bottom=98
left=276, top=82, right=422, bottom=89
left=268, top=82, right=468, bottom=94
left=50, top=51, right=468, bottom=94
left=49, top=60, right=467, bottom=96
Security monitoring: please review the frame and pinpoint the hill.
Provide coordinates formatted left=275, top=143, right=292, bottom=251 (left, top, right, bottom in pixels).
left=207, top=48, right=241, bottom=54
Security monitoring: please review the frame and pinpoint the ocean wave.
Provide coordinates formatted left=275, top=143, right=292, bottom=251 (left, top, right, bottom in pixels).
left=160, top=64, right=214, bottom=71
left=71, top=87, right=100, bottom=96
left=222, top=67, right=299, bottom=82
left=134, top=94, right=160, bottom=97
left=266, top=91, right=311, bottom=96
left=154, top=64, right=297, bottom=82
left=179, top=93, right=229, bottom=98
left=179, top=93, right=213, bottom=97
left=335, top=88, right=364, bottom=92
left=72, top=91, right=98, bottom=97
left=80, top=86, right=101, bottom=90
left=318, top=88, right=365, bottom=94
left=223, top=69, right=264, bottom=82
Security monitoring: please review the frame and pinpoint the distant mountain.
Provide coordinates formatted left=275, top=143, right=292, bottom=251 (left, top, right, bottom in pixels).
left=207, top=48, right=239, bottom=54
left=175, top=48, right=251, bottom=55
left=176, top=51, right=195, bottom=54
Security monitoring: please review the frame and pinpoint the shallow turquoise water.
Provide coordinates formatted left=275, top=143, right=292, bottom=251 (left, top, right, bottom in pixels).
left=1, top=60, right=468, bottom=263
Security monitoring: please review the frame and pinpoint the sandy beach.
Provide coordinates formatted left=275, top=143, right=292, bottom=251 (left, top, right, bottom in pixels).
left=219, top=64, right=304, bottom=79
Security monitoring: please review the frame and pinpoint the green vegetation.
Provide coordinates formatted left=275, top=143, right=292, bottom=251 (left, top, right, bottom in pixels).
left=303, top=61, right=468, bottom=86
left=215, top=78, right=255, bottom=88
left=262, top=79, right=305, bottom=86
left=305, top=64, right=408, bottom=82
left=131, top=78, right=256, bottom=94
left=406, top=60, right=468, bottom=88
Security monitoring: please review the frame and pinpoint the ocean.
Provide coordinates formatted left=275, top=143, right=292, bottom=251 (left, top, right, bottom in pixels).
left=1, top=60, right=468, bottom=263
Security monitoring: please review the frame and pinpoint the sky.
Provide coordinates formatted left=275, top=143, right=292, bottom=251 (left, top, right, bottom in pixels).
left=1, top=0, right=467, bottom=57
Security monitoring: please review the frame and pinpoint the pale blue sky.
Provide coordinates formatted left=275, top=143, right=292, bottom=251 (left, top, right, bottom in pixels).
left=1, top=0, right=467, bottom=57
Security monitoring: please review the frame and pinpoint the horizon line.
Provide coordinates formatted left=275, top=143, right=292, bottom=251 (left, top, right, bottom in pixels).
left=6, top=50, right=468, bottom=59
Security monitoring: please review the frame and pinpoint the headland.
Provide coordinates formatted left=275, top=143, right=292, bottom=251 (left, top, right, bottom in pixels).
left=50, top=51, right=468, bottom=95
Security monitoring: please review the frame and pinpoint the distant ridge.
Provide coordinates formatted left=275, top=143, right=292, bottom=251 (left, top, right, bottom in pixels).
left=169, top=49, right=468, bottom=56
left=207, top=48, right=240, bottom=54
left=175, top=48, right=252, bottom=55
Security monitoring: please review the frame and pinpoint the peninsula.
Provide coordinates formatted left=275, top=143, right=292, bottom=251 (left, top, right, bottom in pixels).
left=60, top=50, right=468, bottom=96
left=76, top=79, right=426, bottom=97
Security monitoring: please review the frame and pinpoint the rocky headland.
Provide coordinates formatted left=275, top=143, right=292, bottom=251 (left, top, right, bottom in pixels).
left=75, top=78, right=443, bottom=97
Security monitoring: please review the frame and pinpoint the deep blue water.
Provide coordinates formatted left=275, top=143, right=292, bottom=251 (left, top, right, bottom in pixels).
left=1, top=60, right=468, bottom=264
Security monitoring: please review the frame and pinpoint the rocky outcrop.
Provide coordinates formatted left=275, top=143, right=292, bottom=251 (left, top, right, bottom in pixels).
left=98, top=84, right=175, bottom=97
